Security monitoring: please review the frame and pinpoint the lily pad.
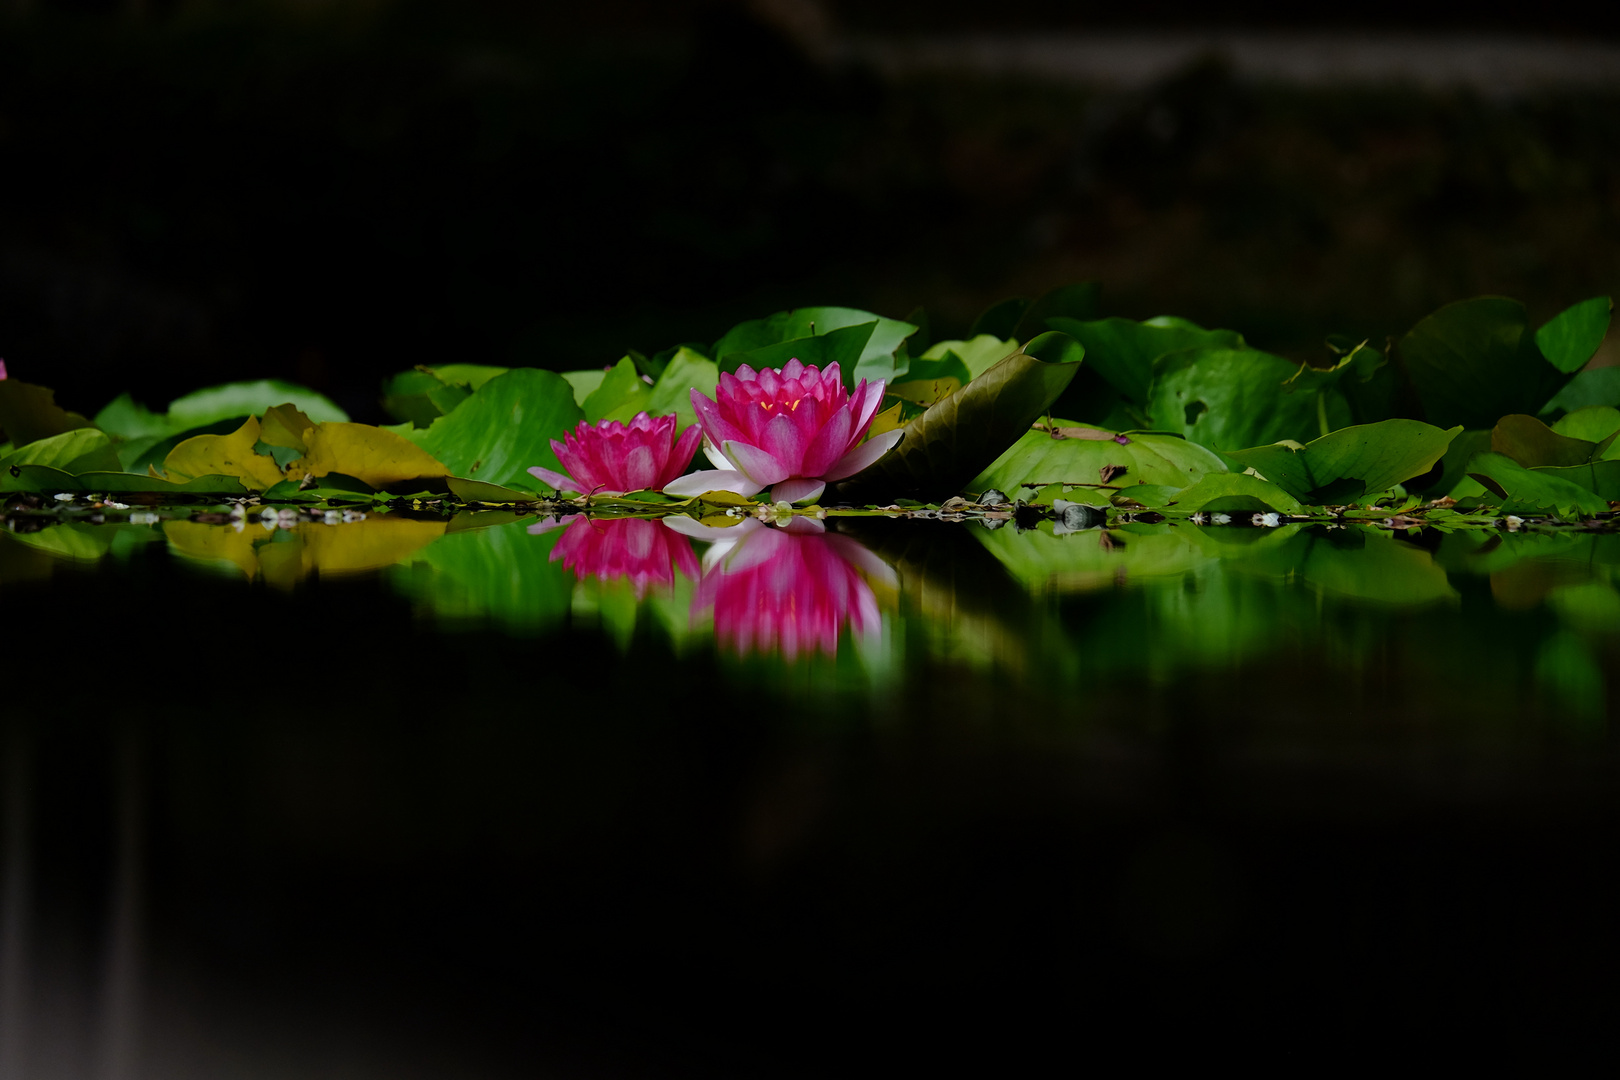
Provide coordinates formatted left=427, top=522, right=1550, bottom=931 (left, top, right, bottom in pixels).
left=1466, top=451, right=1610, bottom=516
left=837, top=331, right=1084, bottom=502
left=645, top=347, right=719, bottom=434
left=406, top=368, right=583, bottom=490
left=1551, top=406, right=1620, bottom=447
left=1047, top=315, right=1245, bottom=408
left=970, top=427, right=1226, bottom=495
left=1490, top=414, right=1597, bottom=468
left=0, top=379, right=94, bottom=446
left=713, top=306, right=918, bottom=389
left=583, top=357, right=653, bottom=423
left=1400, top=297, right=1568, bottom=429
left=1165, top=472, right=1304, bottom=514
left=1146, top=346, right=1348, bottom=450
left=0, top=428, right=122, bottom=474
left=1224, top=419, right=1461, bottom=502
left=166, top=379, right=347, bottom=430
left=1541, top=367, right=1620, bottom=416
left=1535, top=296, right=1612, bottom=374
left=305, top=422, right=453, bottom=491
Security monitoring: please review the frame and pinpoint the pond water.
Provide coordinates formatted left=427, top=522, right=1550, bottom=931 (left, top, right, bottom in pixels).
left=4, top=509, right=1618, bottom=1073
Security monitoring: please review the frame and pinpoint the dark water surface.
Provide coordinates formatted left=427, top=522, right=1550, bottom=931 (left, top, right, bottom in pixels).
left=3, top=510, right=1618, bottom=1073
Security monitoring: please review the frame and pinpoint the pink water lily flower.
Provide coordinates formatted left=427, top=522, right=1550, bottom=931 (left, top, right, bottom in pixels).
left=662, top=359, right=902, bottom=506
left=529, top=411, right=702, bottom=496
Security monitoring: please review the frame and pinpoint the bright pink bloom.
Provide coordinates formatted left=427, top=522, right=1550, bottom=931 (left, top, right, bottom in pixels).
left=0, top=359, right=7, bottom=379
left=668, top=517, right=894, bottom=660
left=533, top=514, right=699, bottom=598
left=662, top=359, right=902, bottom=505
left=530, top=411, right=702, bottom=496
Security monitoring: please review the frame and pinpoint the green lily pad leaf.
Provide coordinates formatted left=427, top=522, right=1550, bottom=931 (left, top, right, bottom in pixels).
left=646, top=347, right=719, bottom=434
left=917, top=335, right=1019, bottom=381
left=1551, top=406, right=1620, bottom=445
left=381, top=369, right=472, bottom=427
left=1541, top=366, right=1620, bottom=416
left=164, top=417, right=286, bottom=490
left=167, top=379, right=347, bottom=430
left=92, top=393, right=170, bottom=441
left=582, top=357, right=653, bottom=423
left=721, top=321, right=877, bottom=393
left=1146, top=346, right=1348, bottom=451
left=405, top=368, right=583, bottom=490
left=1283, top=342, right=1394, bottom=425
left=1400, top=297, right=1568, bottom=429
left=430, top=364, right=509, bottom=391
left=1225, top=419, right=1460, bottom=502
left=1490, top=414, right=1596, bottom=468
left=1535, top=296, right=1612, bottom=374
left=888, top=350, right=973, bottom=407
left=1466, top=451, right=1610, bottom=515
left=713, top=306, right=918, bottom=389
left=0, top=463, right=80, bottom=493
left=1432, top=429, right=1493, bottom=497
left=1047, top=315, right=1245, bottom=407
left=838, top=332, right=1084, bottom=502
left=78, top=471, right=252, bottom=495
left=126, top=416, right=252, bottom=474
left=1165, top=472, right=1303, bottom=514
left=970, top=297, right=1030, bottom=340
left=447, top=477, right=546, bottom=504
left=0, top=379, right=94, bottom=446
left=0, top=428, right=122, bottom=474
left=560, top=368, right=610, bottom=405
left=970, top=427, right=1226, bottom=496
left=1532, top=459, right=1620, bottom=501
left=1019, top=281, right=1102, bottom=338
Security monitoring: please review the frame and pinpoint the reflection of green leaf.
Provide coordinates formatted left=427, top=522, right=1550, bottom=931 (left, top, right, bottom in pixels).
left=583, top=357, right=653, bottom=423
left=971, top=428, right=1225, bottom=495
left=1547, top=582, right=1620, bottom=633
left=1290, top=528, right=1457, bottom=606
left=1225, top=420, right=1459, bottom=502
left=1535, top=631, right=1606, bottom=727
left=1400, top=297, right=1567, bottom=429
left=973, top=520, right=1215, bottom=593
left=838, top=332, right=1083, bottom=502
left=1147, top=347, right=1346, bottom=450
left=407, top=369, right=584, bottom=490
left=7, top=522, right=113, bottom=562
left=1535, top=296, right=1612, bottom=374
left=1166, top=472, right=1303, bottom=513
left=390, top=518, right=576, bottom=635
left=646, top=347, right=719, bottom=434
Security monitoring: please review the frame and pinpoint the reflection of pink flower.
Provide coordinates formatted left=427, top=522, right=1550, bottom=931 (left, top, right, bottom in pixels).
left=534, top=515, right=699, bottom=597
left=666, top=517, right=894, bottom=660
left=663, top=359, right=902, bottom=506
left=529, top=412, right=702, bottom=496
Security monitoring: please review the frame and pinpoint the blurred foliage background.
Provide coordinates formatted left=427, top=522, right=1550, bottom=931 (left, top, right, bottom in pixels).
left=1, top=0, right=1618, bottom=421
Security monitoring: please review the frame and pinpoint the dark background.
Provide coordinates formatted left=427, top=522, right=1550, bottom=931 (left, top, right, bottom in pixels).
left=3, top=0, right=1619, bottom=424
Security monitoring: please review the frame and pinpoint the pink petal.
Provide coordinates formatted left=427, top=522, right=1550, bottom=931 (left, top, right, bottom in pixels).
left=659, top=423, right=704, bottom=488
left=759, top=412, right=808, bottom=476
left=781, top=357, right=805, bottom=381
left=798, top=403, right=853, bottom=478
left=618, top=443, right=659, bottom=491
left=770, top=478, right=826, bottom=505
left=849, top=379, right=885, bottom=436
left=821, top=428, right=903, bottom=481
left=528, top=465, right=579, bottom=493
left=692, top=390, right=746, bottom=447
left=723, top=440, right=791, bottom=486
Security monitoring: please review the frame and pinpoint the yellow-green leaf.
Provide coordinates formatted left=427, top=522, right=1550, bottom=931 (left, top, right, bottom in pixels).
left=300, top=422, right=451, bottom=490
left=163, top=417, right=285, bottom=490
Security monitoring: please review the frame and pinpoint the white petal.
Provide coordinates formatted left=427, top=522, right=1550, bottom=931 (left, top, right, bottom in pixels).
left=662, top=469, right=765, bottom=498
